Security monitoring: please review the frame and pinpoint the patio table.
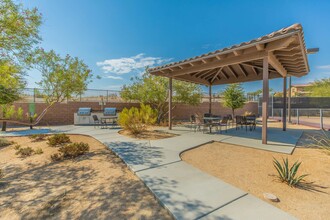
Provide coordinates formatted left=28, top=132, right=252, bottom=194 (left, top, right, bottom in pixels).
left=203, top=116, right=222, bottom=133
left=101, top=116, right=118, bottom=128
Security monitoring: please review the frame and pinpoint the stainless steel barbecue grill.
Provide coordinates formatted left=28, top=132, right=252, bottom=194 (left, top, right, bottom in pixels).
left=103, top=107, right=116, bottom=116
left=77, top=107, right=92, bottom=116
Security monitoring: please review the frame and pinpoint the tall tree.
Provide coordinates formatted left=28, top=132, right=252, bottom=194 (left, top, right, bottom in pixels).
left=0, top=0, right=42, bottom=67
left=307, top=78, right=330, bottom=97
left=222, top=83, right=246, bottom=118
left=0, top=0, right=41, bottom=131
left=121, top=69, right=202, bottom=123
left=33, top=49, right=93, bottom=104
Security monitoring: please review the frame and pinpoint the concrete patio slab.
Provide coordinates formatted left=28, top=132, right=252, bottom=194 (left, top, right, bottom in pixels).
left=203, top=194, right=297, bottom=220
left=136, top=161, right=247, bottom=220
left=0, top=125, right=301, bottom=219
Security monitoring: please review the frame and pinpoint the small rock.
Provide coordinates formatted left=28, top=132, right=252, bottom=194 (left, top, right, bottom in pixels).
left=263, top=192, right=279, bottom=202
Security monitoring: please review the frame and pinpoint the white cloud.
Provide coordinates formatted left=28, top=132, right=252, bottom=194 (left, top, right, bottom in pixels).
left=106, top=75, right=123, bottom=80
left=97, top=53, right=172, bottom=75
left=317, top=65, right=330, bottom=69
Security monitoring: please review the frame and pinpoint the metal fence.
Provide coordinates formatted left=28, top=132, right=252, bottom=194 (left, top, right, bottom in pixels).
left=20, top=88, right=122, bottom=103
left=258, top=96, right=330, bottom=130
left=19, top=88, right=226, bottom=103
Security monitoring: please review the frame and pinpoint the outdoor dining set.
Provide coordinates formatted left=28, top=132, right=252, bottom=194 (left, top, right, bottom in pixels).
left=190, top=113, right=257, bottom=134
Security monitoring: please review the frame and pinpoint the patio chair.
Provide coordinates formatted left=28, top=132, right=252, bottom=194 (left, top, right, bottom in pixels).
left=245, top=115, right=257, bottom=131
left=217, top=117, right=229, bottom=133
left=92, top=115, right=106, bottom=128
left=190, top=115, right=196, bottom=130
left=194, top=116, right=209, bottom=133
left=236, top=116, right=246, bottom=131
left=226, top=114, right=233, bottom=127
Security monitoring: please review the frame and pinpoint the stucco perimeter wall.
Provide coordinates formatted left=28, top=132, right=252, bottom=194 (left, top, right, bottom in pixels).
left=12, top=101, right=258, bottom=125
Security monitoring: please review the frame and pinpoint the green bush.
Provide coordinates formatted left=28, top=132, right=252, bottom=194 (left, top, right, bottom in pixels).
left=118, top=104, right=157, bottom=135
left=50, top=153, right=62, bottom=161
left=59, top=142, right=89, bottom=159
left=0, top=138, right=13, bottom=148
left=308, top=131, right=330, bottom=154
left=29, top=134, right=48, bottom=142
left=14, top=144, right=21, bottom=150
left=273, top=157, right=309, bottom=187
left=47, top=134, right=71, bottom=147
left=34, top=148, right=43, bottom=154
left=15, top=146, right=34, bottom=157
left=51, top=142, right=89, bottom=161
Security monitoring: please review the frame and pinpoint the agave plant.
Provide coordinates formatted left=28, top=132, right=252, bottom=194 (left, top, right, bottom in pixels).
left=273, top=157, right=309, bottom=187
left=308, top=131, right=330, bottom=153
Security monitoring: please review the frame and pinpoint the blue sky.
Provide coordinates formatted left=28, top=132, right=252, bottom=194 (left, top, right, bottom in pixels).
left=22, top=0, right=330, bottom=93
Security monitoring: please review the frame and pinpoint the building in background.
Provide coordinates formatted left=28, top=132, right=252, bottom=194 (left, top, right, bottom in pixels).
left=290, top=84, right=312, bottom=97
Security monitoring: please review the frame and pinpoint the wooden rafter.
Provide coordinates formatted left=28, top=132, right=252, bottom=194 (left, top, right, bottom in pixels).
left=268, top=52, right=287, bottom=77
left=256, top=44, right=265, bottom=51
left=265, top=36, right=297, bottom=51
left=167, top=50, right=268, bottom=77
left=211, top=67, right=223, bottom=83
left=237, top=64, right=248, bottom=77
left=196, top=69, right=214, bottom=78
left=251, top=66, right=258, bottom=76
left=226, top=66, right=238, bottom=79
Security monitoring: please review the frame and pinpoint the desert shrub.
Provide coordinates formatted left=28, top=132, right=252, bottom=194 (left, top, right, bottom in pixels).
left=47, top=134, right=71, bottom=147
left=34, top=148, right=43, bottom=154
left=50, top=153, right=62, bottom=161
left=14, top=144, right=21, bottom=150
left=15, top=146, right=34, bottom=157
left=51, top=142, right=89, bottom=161
left=0, top=138, right=13, bottom=147
left=118, top=104, right=157, bottom=135
left=29, top=134, right=48, bottom=142
left=308, top=131, right=330, bottom=154
left=59, top=142, right=89, bottom=159
left=273, top=157, right=309, bottom=187
left=0, top=169, right=3, bottom=179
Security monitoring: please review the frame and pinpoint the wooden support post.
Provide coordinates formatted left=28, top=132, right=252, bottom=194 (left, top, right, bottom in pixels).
left=283, top=76, right=287, bottom=131
left=262, top=56, right=269, bottom=144
left=169, top=77, right=173, bottom=130
left=209, top=85, right=212, bottom=114
left=288, top=76, right=292, bottom=123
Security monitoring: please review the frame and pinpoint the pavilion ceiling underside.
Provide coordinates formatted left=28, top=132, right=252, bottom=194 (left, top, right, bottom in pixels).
left=149, top=26, right=309, bottom=86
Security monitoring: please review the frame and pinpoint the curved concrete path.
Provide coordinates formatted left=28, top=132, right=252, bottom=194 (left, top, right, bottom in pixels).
left=2, top=125, right=299, bottom=220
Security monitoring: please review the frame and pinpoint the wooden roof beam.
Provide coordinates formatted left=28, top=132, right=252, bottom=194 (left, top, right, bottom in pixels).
left=256, top=44, right=265, bottom=51
left=175, top=75, right=210, bottom=85
left=211, top=67, right=223, bottom=83
left=233, top=50, right=243, bottom=56
left=220, top=69, right=229, bottom=79
left=197, top=69, right=214, bottom=78
left=265, top=36, right=297, bottom=51
left=268, top=52, right=287, bottom=77
left=167, top=50, right=268, bottom=77
left=241, top=63, right=277, bottom=73
left=203, top=69, right=218, bottom=79
left=237, top=64, right=248, bottom=77
left=227, top=66, right=238, bottom=79
left=251, top=66, right=258, bottom=76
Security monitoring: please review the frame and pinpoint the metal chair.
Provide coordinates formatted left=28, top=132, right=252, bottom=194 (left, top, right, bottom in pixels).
left=92, top=115, right=106, bottom=128
left=217, top=117, right=229, bottom=133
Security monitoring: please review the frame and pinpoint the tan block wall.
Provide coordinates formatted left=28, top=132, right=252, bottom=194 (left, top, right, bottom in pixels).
left=12, top=101, right=258, bottom=126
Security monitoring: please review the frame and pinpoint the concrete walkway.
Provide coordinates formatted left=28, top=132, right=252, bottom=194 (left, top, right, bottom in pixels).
left=1, top=125, right=299, bottom=220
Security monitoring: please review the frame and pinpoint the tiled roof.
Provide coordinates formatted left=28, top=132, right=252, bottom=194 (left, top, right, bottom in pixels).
left=149, top=24, right=306, bottom=71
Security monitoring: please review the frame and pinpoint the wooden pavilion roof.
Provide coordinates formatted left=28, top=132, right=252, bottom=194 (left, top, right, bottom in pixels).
left=149, top=24, right=309, bottom=85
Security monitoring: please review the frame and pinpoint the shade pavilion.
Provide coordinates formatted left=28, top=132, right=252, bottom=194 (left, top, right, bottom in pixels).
left=149, top=24, right=310, bottom=144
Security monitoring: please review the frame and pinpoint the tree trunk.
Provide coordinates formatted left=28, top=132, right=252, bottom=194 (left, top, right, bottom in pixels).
left=1, top=121, right=7, bottom=131
left=232, top=109, right=235, bottom=121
